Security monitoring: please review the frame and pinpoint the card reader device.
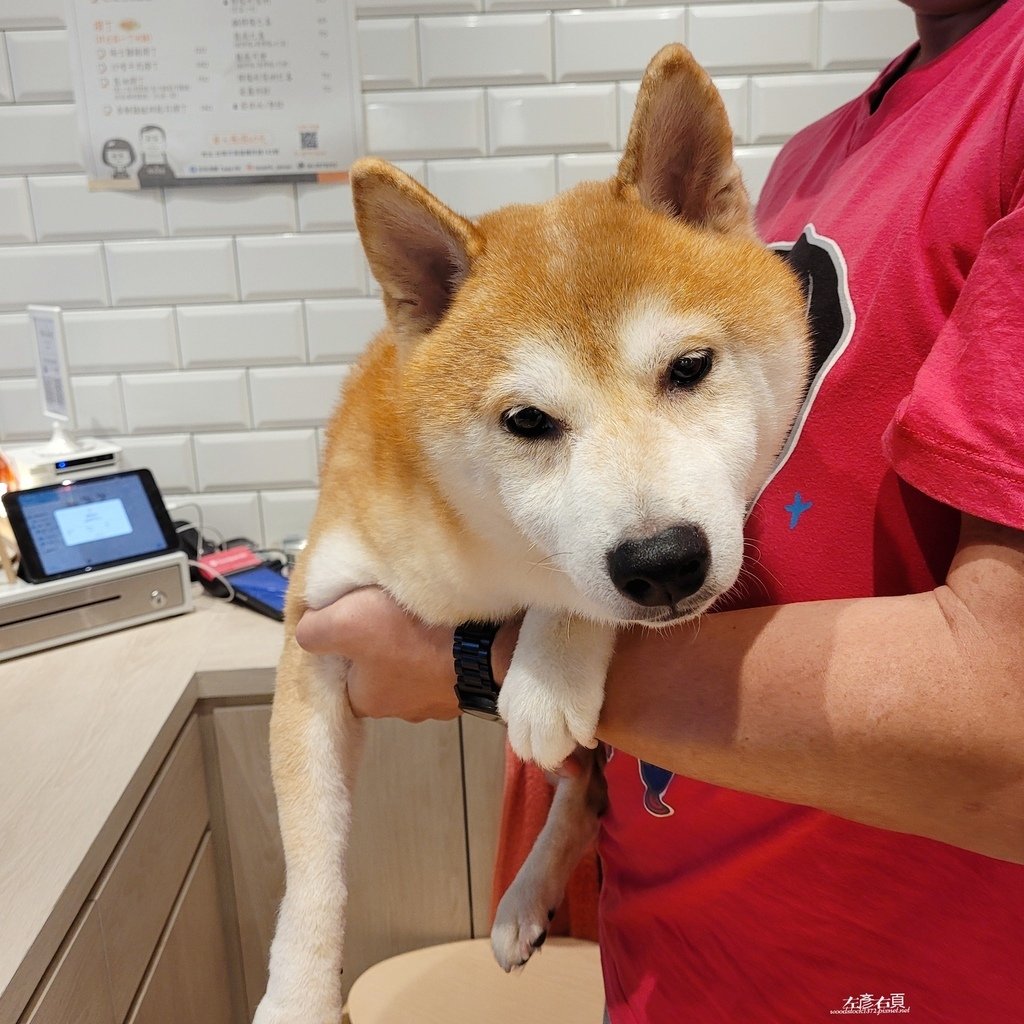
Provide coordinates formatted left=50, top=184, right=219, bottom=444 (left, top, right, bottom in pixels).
left=0, top=469, right=193, bottom=661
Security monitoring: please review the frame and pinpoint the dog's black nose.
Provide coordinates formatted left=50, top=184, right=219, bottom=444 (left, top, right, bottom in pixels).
left=606, top=525, right=710, bottom=608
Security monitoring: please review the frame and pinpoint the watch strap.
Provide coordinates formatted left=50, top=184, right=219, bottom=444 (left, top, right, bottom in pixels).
left=453, top=620, right=502, bottom=721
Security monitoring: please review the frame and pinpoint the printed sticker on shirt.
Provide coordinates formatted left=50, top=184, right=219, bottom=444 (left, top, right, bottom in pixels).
left=628, top=228, right=857, bottom=821
left=638, top=760, right=676, bottom=817
left=785, top=491, right=813, bottom=530
left=749, top=225, right=855, bottom=510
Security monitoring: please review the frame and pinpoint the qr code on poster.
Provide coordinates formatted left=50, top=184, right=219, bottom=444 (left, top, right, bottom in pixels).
left=300, top=130, right=319, bottom=150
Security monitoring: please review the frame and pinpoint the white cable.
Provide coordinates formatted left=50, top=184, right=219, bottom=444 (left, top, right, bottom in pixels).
left=168, top=503, right=225, bottom=550
left=186, top=559, right=237, bottom=603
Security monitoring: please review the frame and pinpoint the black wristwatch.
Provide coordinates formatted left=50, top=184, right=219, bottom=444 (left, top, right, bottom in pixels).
left=452, top=621, right=503, bottom=722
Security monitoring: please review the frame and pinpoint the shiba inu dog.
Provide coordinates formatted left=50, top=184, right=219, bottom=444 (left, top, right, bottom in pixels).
left=254, top=44, right=809, bottom=1024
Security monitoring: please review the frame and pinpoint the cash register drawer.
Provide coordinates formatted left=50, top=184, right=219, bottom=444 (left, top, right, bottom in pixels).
left=0, top=555, right=189, bottom=661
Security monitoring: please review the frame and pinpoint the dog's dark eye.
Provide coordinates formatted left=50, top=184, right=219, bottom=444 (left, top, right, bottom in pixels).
left=668, top=351, right=713, bottom=389
left=502, top=406, right=557, bottom=440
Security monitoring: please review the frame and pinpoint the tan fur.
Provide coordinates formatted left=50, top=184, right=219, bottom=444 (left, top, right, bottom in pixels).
left=289, top=183, right=803, bottom=623
left=255, top=44, right=809, bottom=1024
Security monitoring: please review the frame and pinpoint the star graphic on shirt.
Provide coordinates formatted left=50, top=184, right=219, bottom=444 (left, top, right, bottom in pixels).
left=785, top=492, right=813, bottom=530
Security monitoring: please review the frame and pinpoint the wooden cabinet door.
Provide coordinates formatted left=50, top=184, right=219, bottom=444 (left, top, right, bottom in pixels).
left=128, top=834, right=233, bottom=1024
left=206, top=705, right=282, bottom=1020
left=461, top=716, right=506, bottom=936
left=209, top=705, right=504, bottom=1013
left=93, top=718, right=209, bottom=1023
left=22, top=904, right=116, bottom=1024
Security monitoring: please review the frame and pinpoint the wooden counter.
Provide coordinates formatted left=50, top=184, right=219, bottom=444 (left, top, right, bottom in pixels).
left=0, top=595, right=509, bottom=1024
left=0, top=598, right=282, bottom=1024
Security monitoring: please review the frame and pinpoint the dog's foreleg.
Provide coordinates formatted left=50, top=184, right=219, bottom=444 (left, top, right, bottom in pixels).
left=254, top=640, right=364, bottom=1024
left=491, top=748, right=607, bottom=971
left=498, top=609, right=615, bottom=770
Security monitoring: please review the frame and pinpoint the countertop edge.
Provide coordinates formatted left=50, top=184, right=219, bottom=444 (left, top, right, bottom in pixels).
left=0, top=600, right=283, bottom=1024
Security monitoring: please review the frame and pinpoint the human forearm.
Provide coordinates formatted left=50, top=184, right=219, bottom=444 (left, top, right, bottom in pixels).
left=597, top=584, right=1024, bottom=862
left=303, top=586, right=1022, bottom=859
left=295, top=518, right=1024, bottom=861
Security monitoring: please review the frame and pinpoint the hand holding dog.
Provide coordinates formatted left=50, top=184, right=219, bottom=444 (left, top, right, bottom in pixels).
left=297, top=591, right=591, bottom=788
left=296, top=588, right=459, bottom=721
left=295, top=588, right=520, bottom=723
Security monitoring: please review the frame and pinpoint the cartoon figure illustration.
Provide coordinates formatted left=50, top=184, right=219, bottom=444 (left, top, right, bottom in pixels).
left=101, top=138, right=135, bottom=180
left=639, top=760, right=675, bottom=817
left=137, top=125, right=176, bottom=187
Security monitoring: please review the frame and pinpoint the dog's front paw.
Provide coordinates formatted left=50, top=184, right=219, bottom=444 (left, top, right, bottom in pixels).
left=499, top=677, right=599, bottom=770
left=491, top=879, right=560, bottom=972
left=498, top=610, right=613, bottom=769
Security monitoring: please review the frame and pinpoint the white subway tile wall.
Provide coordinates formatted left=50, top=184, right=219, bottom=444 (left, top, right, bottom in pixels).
left=249, top=365, right=350, bottom=429
left=358, top=18, right=421, bottom=89
left=749, top=71, right=875, bottom=144
left=165, top=185, right=299, bottom=236
left=365, top=88, right=487, bottom=157
left=488, top=83, right=619, bottom=154
left=115, top=434, right=199, bottom=493
left=0, top=178, right=34, bottom=242
left=29, top=174, right=167, bottom=240
left=0, top=379, right=54, bottom=439
left=64, top=308, right=179, bottom=372
left=0, top=104, right=81, bottom=172
left=0, top=314, right=35, bottom=375
left=194, top=430, right=321, bottom=491
left=306, top=299, right=386, bottom=362
left=0, top=243, right=107, bottom=310
left=426, top=155, right=557, bottom=217
left=176, top=303, right=306, bottom=368
left=0, top=2, right=915, bottom=544
left=122, top=370, right=251, bottom=434
left=617, top=75, right=747, bottom=147
left=821, top=0, right=915, bottom=71
left=105, top=238, right=240, bottom=305
left=5, top=29, right=72, bottom=101
left=554, top=9, right=688, bottom=83
left=420, top=14, right=552, bottom=87
left=0, top=30, right=14, bottom=103
left=73, top=375, right=126, bottom=435
left=236, top=233, right=368, bottom=300
left=0, top=1, right=66, bottom=30
left=688, top=3, right=819, bottom=73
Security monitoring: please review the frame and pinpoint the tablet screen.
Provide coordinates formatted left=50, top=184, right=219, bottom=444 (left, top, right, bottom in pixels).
left=3, top=469, right=178, bottom=581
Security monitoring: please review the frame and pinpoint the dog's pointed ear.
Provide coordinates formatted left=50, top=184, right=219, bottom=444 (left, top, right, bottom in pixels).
left=351, top=158, right=482, bottom=340
left=615, top=44, right=752, bottom=237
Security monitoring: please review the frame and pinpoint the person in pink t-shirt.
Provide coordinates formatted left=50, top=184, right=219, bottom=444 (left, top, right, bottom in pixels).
left=298, top=2, right=1024, bottom=1020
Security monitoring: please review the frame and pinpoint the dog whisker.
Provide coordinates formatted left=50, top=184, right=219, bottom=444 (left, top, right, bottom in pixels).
left=741, top=539, right=784, bottom=590
left=526, top=551, right=574, bottom=576
left=742, top=551, right=784, bottom=593
left=528, top=559, right=570, bottom=576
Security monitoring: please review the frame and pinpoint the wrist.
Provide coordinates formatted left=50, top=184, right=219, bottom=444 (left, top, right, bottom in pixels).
left=449, top=617, right=521, bottom=720
left=490, top=619, right=520, bottom=684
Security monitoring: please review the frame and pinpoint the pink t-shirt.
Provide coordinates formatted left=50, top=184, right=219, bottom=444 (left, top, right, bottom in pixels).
left=601, top=5, right=1024, bottom=1022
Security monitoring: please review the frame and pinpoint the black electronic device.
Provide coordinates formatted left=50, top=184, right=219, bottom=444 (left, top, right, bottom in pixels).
left=2, top=468, right=179, bottom=584
left=223, top=564, right=288, bottom=621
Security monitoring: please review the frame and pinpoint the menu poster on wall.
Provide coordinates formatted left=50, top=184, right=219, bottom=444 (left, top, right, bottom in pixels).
left=66, top=0, right=363, bottom=190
